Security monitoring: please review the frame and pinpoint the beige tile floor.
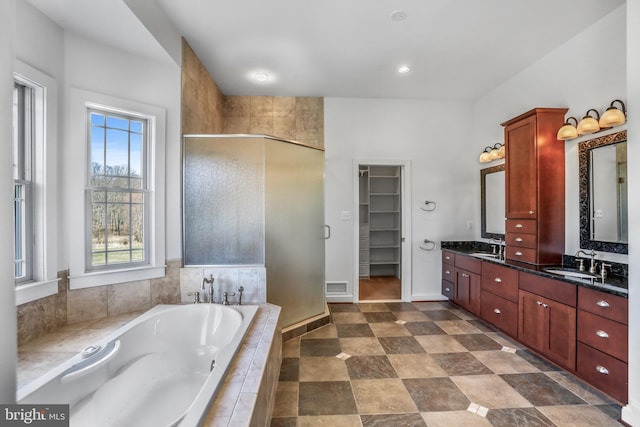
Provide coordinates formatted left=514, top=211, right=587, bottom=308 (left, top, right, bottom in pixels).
left=270, top=301, right=623, bottom=427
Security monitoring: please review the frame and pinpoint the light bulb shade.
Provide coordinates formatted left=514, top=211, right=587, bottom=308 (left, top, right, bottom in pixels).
left=577, top=109, right=601, bottom=135
left=489, top=148, right=500, bottom=160
left=556, top=117, right=578, bottom=140
left=599, top=101, right=626, bottom=128
left=557, top=124, right=578, bottom=140
left=479, top=146, right=493, bottom=163
left=497, top=144, right=505, bottom=158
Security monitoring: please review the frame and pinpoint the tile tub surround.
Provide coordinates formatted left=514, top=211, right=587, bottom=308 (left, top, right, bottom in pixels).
left=270, top=302, right=624, bottom=427
left=180, top=266, right=267, bottom=305
left=17, top=260, right=182, bottom=346
left=18, top=303, right=282, bottom=427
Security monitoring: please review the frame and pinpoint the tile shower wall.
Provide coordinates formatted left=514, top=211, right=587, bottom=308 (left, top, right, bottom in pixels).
left=180, top=267, right=267, bottom=305
left=17, top=259, right=182, bottom=346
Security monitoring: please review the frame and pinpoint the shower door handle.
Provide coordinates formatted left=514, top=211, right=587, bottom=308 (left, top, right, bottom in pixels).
left=324, top=225, right=331, bottom=239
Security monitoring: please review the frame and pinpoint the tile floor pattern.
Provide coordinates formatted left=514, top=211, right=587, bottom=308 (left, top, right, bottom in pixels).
left=270, top=301, right=623, bottom=427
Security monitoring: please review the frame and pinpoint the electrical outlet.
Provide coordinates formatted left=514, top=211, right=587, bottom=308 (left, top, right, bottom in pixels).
left=466, top=220, right=473, bottom=230
left=341, top=211, right=351, bottom=220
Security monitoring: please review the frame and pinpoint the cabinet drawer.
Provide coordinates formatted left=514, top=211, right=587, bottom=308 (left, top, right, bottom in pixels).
left=578, top=287, right=628, bottom=325
left=480, top=291, right=518, bottom=337
left=519, top=271, right=577, bottom=306
left=442, top=251, right=455, bottom=265
left=454, top=254, right=482, bottom=274
left=505, top=232, right=537, bottom=249
left=442, top=264, right=455, bottom=282
left=481, top=262, right=519, bottom=303
left=506, top=219, right=536, bottom=234
left=505, top=246, right=537, bottom=263
left=577, top=342, right=628, bottom=403
left=578, top=310, right=627, bottom=362
left=442, top=280, right=455, bottom=300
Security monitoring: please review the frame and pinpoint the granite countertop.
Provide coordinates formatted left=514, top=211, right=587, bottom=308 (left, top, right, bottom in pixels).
left=441, top=241, right=628, bottom=299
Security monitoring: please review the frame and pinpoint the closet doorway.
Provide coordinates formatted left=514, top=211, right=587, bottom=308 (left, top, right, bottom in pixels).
left=355, top=161, right=411, bottom=302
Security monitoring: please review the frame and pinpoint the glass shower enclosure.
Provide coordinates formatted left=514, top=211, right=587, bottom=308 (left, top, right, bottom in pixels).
left=182, top=135, right=325, bottom=327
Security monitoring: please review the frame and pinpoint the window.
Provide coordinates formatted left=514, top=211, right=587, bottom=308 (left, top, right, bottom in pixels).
left=87, top=110, right=148, bottom=270
left=67, top=89, right=165, bottom=290
left=13, top=82, right=34, bottom=283
left=13, top=61, right=59, bottom=305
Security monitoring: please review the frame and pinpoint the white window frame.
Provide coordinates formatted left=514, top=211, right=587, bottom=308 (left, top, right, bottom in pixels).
left=14, top=61, right=59, bottom=305
left=67, top=89, right=166, bottom=289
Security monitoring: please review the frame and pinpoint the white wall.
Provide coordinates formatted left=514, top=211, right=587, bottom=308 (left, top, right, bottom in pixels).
left=472, top=5, right=627, bottom=264
left=324, top=98, right=475, bottom=300
left=622, top=1, right=639, bottom=424
left=0, top=0, right=17, bottom=404
left=63, top=32, right=182, bottom=263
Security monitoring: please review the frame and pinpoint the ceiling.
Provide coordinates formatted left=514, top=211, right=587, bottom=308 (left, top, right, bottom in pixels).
left=27, top=0, right=624, bottom=101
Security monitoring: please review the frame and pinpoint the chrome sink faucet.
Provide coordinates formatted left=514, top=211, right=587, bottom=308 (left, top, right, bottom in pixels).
left=574, top=249, right=597, bottom=273
left=201, top=274, right=215, bottom=303
left=490, top=238, right=504, bottom=260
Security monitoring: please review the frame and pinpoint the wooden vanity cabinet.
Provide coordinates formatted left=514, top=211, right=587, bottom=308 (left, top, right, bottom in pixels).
left=480, top=262, right=518, bottom=337
left=453, top=254, right=482, bottom=315
left=441, top=251, right=455, bottom=300
left=576, top=287, right=628, bottom=402
left=518, top=271, right=577, bottom=370
left=502, top=108, right=567, bottom=265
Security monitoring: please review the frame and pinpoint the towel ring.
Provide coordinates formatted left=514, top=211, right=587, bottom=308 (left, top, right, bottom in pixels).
left=421, top=200, right=436, bottom=212
left=420, top=239, right=436, bottom=251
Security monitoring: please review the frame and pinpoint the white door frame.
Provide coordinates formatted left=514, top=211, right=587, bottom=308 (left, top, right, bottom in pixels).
left=352, top=158, right=412, bottom=302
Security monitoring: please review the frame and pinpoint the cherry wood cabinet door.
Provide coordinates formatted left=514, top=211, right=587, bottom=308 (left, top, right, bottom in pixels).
left=505, top=115, right=537, bottom=219
left=545, top=299, right=577, bottom=370
left=455, top=269, right=480, bottom=316
left=518, top=290, right=545, bottom=352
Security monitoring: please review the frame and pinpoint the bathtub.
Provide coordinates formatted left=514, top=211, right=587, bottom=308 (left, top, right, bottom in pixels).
left=18, top=303, right=258, bottom=427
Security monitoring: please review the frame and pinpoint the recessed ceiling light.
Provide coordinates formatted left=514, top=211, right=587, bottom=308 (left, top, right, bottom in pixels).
left=390, top=10, right=406, bottom=21
left=398, top=65, right=411, bottom=74
left=254, top=73, right=269, bottom=82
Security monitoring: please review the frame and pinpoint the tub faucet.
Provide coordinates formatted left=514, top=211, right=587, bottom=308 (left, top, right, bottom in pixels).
left=201, top=275, right=215, bottom=303
left=222, top=291, right=236, bottom=305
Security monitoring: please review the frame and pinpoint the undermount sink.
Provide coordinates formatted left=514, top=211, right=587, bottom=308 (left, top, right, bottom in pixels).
left=469, top=252, right=499, bottom=259
left=543, top=268, right=598, bottom=279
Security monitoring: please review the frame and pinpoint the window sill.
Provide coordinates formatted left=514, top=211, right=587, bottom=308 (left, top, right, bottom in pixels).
left=16, top=279, right=59, bottom=306
left=69, top=265, right=166, bottom=290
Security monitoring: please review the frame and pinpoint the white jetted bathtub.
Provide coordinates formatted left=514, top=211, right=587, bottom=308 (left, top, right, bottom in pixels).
left=18, top=303, right=258, bottom=427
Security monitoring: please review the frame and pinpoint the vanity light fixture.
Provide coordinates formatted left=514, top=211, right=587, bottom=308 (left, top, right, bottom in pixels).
left=556, top=117, right=579, bottom=140
left=576, top=109, right=601, bottom=135
left=599, top=99, right=626, bottom=128
left=479, top=143, right=505, bottom=163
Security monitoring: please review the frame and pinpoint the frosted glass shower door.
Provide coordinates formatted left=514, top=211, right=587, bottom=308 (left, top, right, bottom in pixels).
left=265, top=140, right=325, bottom=327
left=183, top=137, right=265, bottom=265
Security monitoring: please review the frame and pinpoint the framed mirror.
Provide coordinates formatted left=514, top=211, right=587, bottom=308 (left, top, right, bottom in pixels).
left=481, top=164, right=505, bottom=239
left=579, top=130, right=627, bottom=254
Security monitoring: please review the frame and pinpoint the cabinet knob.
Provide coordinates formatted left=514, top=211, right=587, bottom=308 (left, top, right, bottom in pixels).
left=596, top=300, right=610, bottom=308
left=445, top=270, right=450, bottom=274
left=515, top=224, right=524, bottom=228
left=542, top=303, right=549, bottom=309
left=493, top=308, right=501, bottom=315
left=536, top=301, right=543, bottom=306
left=596, top=330, right=609, bottom=339
left=528, top=210, right=535, bottom=215
left=461, top=273, right=469, bottom=278
left=515, top=251, right=523, bottom=256
left=445, top=256, right=451, bottom=260
left=445, top=287, right=450, bottom=292
left=494, top=277, right=502, bottom=283
left=595, top=365, right=610, bottom=375
left=515, top=237, right=523, bottom=242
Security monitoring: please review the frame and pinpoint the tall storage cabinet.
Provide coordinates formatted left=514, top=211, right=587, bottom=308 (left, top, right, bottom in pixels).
left=501, top=108, right=567, bottom=265
left=359, top=166, right=401, bottom=278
